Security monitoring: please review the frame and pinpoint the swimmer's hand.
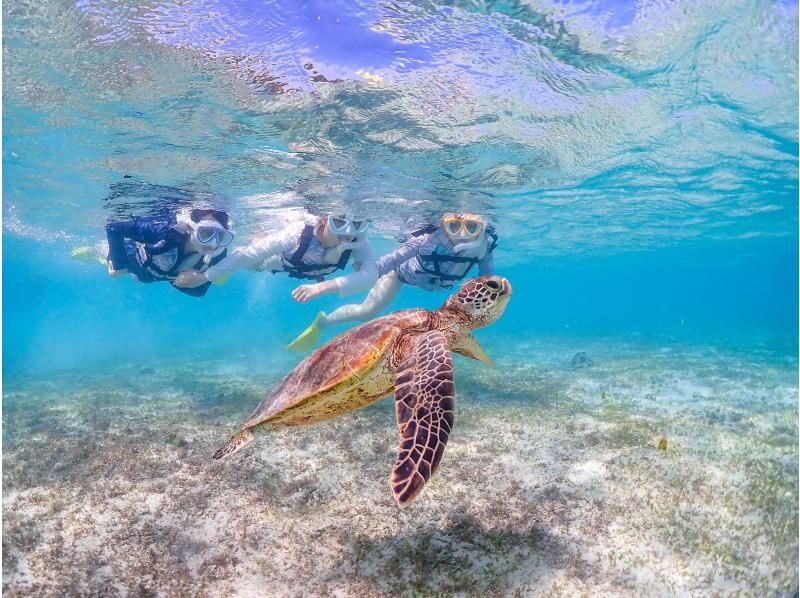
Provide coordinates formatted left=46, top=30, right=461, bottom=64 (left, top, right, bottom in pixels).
left=175, top=270, right=209, bottom=288
left=292, top=280, right=336, bottom=303
left=108, top=262, right=127, bottom=278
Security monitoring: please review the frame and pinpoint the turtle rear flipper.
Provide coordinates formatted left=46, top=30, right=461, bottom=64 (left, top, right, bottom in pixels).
left=391, top=330, right=455, bottom=507
left=212, top=429, right=254, bottom=461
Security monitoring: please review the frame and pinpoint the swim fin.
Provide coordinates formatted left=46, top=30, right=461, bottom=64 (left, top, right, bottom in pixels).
left=287, top=311, right=326, bottom=352
left=70, top=246, right=107, bottom=266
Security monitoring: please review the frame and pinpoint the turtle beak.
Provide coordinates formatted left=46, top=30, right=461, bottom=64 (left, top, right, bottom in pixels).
left=501, top=278, right=512, bottom=297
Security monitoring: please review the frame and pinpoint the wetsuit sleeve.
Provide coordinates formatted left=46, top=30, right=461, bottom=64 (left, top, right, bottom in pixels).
left=203, top=222, right=302, bottom=282
left=334, top=238, right=379, bottom=296
left=105, top=218, right=166, bottom=270
left=375, top=235, right=425, bottom=277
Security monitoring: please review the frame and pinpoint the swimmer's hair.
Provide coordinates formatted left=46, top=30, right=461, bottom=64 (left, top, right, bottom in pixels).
left=190, top=208, right=230, bottom=229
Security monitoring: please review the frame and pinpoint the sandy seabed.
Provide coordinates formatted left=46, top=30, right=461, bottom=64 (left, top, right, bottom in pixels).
left=3, top=339, right=798, bottom=597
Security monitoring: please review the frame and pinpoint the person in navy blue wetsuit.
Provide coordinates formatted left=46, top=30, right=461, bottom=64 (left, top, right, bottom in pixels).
left=103, top=208, right=235, bottom=297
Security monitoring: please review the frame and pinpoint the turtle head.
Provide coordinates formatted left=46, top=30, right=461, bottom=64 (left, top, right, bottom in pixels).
left=442, top=275, right=512, bottom=329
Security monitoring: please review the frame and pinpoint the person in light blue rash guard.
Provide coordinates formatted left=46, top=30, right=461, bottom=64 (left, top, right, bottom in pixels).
left=174, top=211, right=379, bottom=309
left=287, top=212, right=498, bottom=351
left=104, top=208, right=234, bottom=298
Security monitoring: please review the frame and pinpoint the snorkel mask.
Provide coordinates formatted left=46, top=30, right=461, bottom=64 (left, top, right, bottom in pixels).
left=191, top=219, right=235, bottom=263
left=194, top=222, right=235, bottom=247
left=327, top=214, right=370, bottom=238
left=442, top=213, right=485, bottom=243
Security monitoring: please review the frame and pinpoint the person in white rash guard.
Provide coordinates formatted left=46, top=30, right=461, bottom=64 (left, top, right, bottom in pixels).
left=174, top=212, right=378, bottom=315
left=287, top=212, right=498, bottom=352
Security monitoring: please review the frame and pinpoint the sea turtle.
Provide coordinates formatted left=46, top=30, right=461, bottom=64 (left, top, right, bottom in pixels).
left=212, top=275, right=512, bottom=507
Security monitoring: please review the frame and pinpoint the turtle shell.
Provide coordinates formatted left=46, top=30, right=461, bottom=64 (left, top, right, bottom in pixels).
left=243, top=309, right=428, bottom=428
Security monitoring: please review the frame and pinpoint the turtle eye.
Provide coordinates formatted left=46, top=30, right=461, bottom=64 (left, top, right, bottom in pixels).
left=485, top=279, right=500, bottom=291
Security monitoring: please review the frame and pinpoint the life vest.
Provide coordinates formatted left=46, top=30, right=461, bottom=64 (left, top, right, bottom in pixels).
left=273, top=224, right=353, bottom=280
left=136, top=229, right=225, bottom=281
left=409, top=224, right=498, bottom=288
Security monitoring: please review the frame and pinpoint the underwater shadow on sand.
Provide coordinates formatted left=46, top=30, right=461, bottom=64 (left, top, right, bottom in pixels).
left=326, top=510, right=594, bottom=595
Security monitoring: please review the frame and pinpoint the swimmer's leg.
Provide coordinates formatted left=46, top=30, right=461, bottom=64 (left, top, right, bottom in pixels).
left=287, top=272, right=403, bottom=352
left=322, top=272, right=403, bottom=327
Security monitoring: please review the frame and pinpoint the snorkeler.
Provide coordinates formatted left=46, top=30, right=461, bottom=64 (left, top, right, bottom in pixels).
left=93, top=208, right=235, bottom=297
left=287, top=212, right=498, bottom=351
left=73, top=207, right=234, bottom=297
left=174, top=211, right=379, bottom=306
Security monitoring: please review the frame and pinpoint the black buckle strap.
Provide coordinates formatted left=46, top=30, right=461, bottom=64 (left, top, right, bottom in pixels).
left=486, top=226, right=498, bottom=253
left=287, top=224, right=315, bottom=268
left=278, top=224, right=353, bottom=279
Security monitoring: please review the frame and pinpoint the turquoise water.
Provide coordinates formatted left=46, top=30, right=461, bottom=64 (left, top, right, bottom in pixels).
left=3, top=0, right=798, bottom=595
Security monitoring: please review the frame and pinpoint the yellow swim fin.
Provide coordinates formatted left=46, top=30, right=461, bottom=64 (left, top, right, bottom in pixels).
left=71, top=246, right=107, bottom=266
left=287, top=311, right=326, bottom=352
left=213, top=274, right=229, bottom=285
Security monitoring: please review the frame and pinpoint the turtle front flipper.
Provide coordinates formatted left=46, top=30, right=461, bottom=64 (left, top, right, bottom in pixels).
left=391, top=330, right=455, bottom=507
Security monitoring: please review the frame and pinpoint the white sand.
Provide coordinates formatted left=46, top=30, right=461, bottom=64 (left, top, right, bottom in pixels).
left=3, top=340, right=797, bottom=596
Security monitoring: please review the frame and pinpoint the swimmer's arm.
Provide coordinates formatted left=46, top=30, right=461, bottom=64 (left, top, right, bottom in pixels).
left=292, top=280, right=336, bottom=303
left=375, top=236, right=424, bottom=277
left=334, top=239, right=379, bottom=296
left=201, top=222, right=303, bottom=283
left=292, top=237, right=380, bottom=303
